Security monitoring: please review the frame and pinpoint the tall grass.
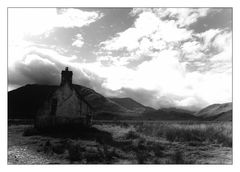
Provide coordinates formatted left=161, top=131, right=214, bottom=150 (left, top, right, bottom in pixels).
left=135, top=121, right=232, bottom=147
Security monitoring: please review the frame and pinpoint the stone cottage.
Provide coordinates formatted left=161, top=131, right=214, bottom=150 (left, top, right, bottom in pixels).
left=35, top=67, right=94, bottom=130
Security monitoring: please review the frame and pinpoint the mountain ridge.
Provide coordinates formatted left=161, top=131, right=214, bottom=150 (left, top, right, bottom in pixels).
left=8, top=84, right=232, bottom=121
left=194, top=102, right=232, bottom=121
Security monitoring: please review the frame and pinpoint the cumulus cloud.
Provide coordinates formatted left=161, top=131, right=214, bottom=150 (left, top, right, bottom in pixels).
left=8, top=8, right=103, bottom=41
left=8, top=8, right=232, bottom=111
left=9, top=54, right=59, bottom=87
left=8, top=47, right=103, bottom=92
left=158, top=8, right=209, bottom=27
left=131, top=8, right=209, bottom=27
left=100, top=11, right=192, bottom=52
left=72, top=34, right=84, bottom=48
left=95, top=8, right=232, bottom=110
left=8, top=8, right=103, bottom=67
left=8, top=8, right=103, bottom=88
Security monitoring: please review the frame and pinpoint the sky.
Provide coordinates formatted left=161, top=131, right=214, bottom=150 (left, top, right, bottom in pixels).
left=8, top=8, right=232, bottom=110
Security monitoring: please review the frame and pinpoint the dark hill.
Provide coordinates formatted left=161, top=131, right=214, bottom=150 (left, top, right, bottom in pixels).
left=73, top=84, right=128, bottom=113
left=8, top=84, right=199, bottom=121
left=194, top=102, right=232, bottom=121
left=10, top=84, right=229, bottom=121
left=8, top=84, right=128, bottom=119
left=109, top=97, right=155, bottom=114
left=142, top=107, right=198, bottom=121
left=8, top=84, right=57, bottom=119
left=214, top=110, right=232, bottom=121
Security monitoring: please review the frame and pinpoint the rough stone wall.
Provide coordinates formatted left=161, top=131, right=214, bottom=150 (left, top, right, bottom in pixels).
left=35, top=83, right=92, bottom=129
left=54, top=84, right=81, bottom=118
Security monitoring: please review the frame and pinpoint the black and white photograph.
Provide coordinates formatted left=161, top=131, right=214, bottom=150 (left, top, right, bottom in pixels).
left=7, top=6, right=233, bottom=165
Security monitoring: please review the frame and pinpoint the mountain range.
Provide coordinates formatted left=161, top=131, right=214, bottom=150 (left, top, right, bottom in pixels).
left=194, top=102, right=232, bottom=121
left=8, top=84, right=232, bottom=121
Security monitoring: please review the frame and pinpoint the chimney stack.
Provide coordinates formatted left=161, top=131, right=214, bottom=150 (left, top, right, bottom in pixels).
left=60, top=67, right=73, bottom=86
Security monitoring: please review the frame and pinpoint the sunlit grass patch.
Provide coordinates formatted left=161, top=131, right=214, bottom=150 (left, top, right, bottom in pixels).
left=135, top=121, right=232, bottom=147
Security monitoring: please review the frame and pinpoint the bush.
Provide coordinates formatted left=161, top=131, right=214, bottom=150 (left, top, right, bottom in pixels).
left=23, top=127, right=40, bottom=136
left=52, top=143, right=66, bottom=154
left=136, top=151, right=146, bottom=164
left=96, top=144, right=118, bottom=163
left=171, top=151, right=185, bottom=164
left=152, top=144, right=164, bottom=157
left=124, top=130, right=140, bottom=140
left=67, top=142, right=85, bottom=162
left=134, top=122, right=232, bottom=147
left=163, top=126, right=232, bottom=147
left=169, top=150, right=195, bottom=164
left=43, top=140, right=53, bottom=154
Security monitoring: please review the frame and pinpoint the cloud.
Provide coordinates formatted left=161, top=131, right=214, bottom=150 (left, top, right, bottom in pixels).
left=87, top=48, right=231, bottom=110
left=8, top=8, right=232, bottom=111
left=72, top=34, right=84, bottom=48
left=57, top=8, right=103, bottom=28
left=8, top=8, right=103, bottom=69
left=100, top=10, right=192, bottom=52
left=95, top=8, right=232, bottom=110
left=185, top=70, right=232, bottom=105
left=131, top=8, right=209, bottom=27
left=23, top=54, right=55, bottom=66
left=8, top=45, right=108, bottom=96
left=8, top=41, right=232, bottom=110
left=195, top=29, right=232, bottom=70
left=9, top=54, right=59, bottom=87
left=99, top=11, right=161, bottom=51
left=212, top=30, right=232, bottom=53
left=98, top=9, right=193, bottom=67
left=162, top=8, right=209, bottom=27
left=8, top=8, right=103, bottom=41
left=181, top=41, right=205, bottom=61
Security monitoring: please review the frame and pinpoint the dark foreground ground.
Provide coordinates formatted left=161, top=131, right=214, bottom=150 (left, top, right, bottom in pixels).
left=8, top=121, right=232, bottom=164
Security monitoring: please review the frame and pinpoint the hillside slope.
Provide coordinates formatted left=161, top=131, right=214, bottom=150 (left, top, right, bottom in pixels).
left=8, top=84, right=57, bottom=119
left=109, top=97, right=155, bottom=114
left=194, top=102, right=232, bottom=121
left=142, top=107, right=198, bottom=121
left=8, top=84, right=129, bottom=119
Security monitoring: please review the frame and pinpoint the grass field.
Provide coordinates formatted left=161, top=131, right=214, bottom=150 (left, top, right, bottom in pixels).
left=8, top=120, right=232, bottom=164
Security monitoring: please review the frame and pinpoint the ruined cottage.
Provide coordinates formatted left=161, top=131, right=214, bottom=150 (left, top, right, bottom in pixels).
left=35, top=67, right=94, bottom=130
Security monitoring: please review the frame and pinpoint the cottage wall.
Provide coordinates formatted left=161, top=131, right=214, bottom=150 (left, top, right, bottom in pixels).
left=35, top=67, right=93, bottom=130
left=35, top=82, right=92, bottom=129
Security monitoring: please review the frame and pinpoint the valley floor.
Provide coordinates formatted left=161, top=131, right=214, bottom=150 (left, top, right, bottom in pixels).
left=8, top=121, right=232, bottom=164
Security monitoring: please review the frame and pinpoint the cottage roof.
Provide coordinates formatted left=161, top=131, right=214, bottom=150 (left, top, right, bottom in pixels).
left=72, top=84, right=96, bottom=110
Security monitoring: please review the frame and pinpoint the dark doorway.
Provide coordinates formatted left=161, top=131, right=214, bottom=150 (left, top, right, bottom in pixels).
left=50, top=99, right=57, bottom=116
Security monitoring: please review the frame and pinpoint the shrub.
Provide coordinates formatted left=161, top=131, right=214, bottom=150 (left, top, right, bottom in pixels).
left=169, top=150, right=195, bottom=164
left=52, top=143, right=66, bottom=154
left=43, top=140, right=53, bottom=154
left=67, top=142, right=85, bottom=162
left=138, top=122, right=232, bottom=147
left=124, top=130, right=140, bottom=140
left=95, top=144, right=118, bottom=163
left=22, top=127, right=40, bottom=136
left=136, top=150, right=147, bottom=164
left=85, top=151, right=102, bottom=163
left=152, top=144, right=164, bottom=157
left=171, top=151, right=185, bottom=164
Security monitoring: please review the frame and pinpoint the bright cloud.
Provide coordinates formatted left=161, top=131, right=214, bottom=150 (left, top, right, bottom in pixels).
left=8, top=8, right=103, bottom=67
left=8, top=8, right=103, bottom=41
left=8, top=8, right=232, bottom=110
left=95, top=8, right=232, bottom=109
left=131, top=8, right=209, bottom=27
left=72, top=34, right=84, bottom=48
left=100, top=11, right=192, bottom=52
left=160, top=8, right=209, bottom=27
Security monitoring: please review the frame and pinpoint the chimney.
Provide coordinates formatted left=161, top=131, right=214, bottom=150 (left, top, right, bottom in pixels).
left=60, top=67, right=73, bottom=86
